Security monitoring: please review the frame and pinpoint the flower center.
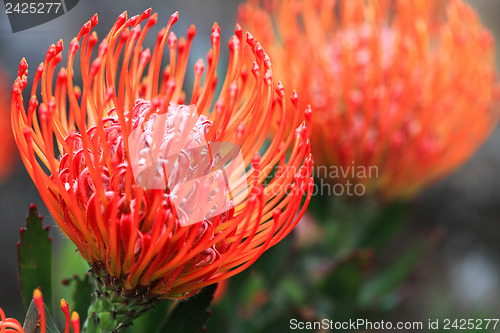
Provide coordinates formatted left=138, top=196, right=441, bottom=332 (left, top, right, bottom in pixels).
left=56, top=99, right=235, bottom=274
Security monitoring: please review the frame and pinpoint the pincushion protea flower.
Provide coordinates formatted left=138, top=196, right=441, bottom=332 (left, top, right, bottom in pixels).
left=0, top=65, right=17, bottom=182
left=239, top=0, right=499, bottom=199
left=0, top=289, right=80, bottom=333
left=11, top=8, right=313, bottom=330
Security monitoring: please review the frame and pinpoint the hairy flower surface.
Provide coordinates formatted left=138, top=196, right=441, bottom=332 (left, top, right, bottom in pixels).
left=11, top=7, right=313, bottom=307
left=239, top=0, right=499, bottom=199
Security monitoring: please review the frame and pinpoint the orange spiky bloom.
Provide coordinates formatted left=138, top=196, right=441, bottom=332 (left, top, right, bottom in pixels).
left=11, top=9, right=313, bottom=328
left=0, top=289, right=79, bottom=333
left=239, top=0, right=499, bottom=199
left=0, top=65, right=17, bottom=182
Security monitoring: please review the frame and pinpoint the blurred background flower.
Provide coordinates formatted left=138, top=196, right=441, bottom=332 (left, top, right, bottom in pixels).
left=239, top=0, right=500, bottom=200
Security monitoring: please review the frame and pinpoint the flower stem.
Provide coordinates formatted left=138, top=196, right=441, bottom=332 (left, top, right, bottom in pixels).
left=83, top=263, right=161, bottom=333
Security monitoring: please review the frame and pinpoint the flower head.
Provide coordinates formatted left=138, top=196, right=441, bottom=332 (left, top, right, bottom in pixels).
left=239, top=0, right=499, bottom=199
left=12, top=8, right=312, bottom=307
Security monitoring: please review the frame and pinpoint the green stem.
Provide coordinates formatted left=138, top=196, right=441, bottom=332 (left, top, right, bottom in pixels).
left=83, top=264, right=161, bottom=333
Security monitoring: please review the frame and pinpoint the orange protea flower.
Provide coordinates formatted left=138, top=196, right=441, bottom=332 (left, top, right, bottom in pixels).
left=0, top=65, right=17, bottom=182
left=11, top=8, right=313, bottom=329
left=239, top=0, right=499, bottom=199
left=0, top=289, right=80, bottom=333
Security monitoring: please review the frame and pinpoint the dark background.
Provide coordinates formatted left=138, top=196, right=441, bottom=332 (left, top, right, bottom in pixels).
left=0, top=0, right=499, bottom=327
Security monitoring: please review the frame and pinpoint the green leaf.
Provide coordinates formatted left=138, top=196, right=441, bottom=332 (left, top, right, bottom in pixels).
left=306, top=190, right=334, bottom=223
left=360, top=201, right=408, bottom=250
left=22, top=300, right=38, bottom=333
left=63, top=273, right=93, bottom=325
left=160, top=284, right=218, bottom=333
left=316, top=249, right=373, bottom=320
left=123, top=300, right=172, bottom=333
left=240, top=273, right=266, bottom=304
left=318, top=250, right=373, bottom=303
left=43, top=303, right=61, bottom=333
left=54, top=236, right=91, bottom=324
left=18, top=204, right=53, bottom=312
left=278, top=277, right=305, bottom=305
left=252, top=235, right=294, bottom=284
left=23, top=300, right=61, bottom=333
left=360, top=241, right=423, bottom=308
